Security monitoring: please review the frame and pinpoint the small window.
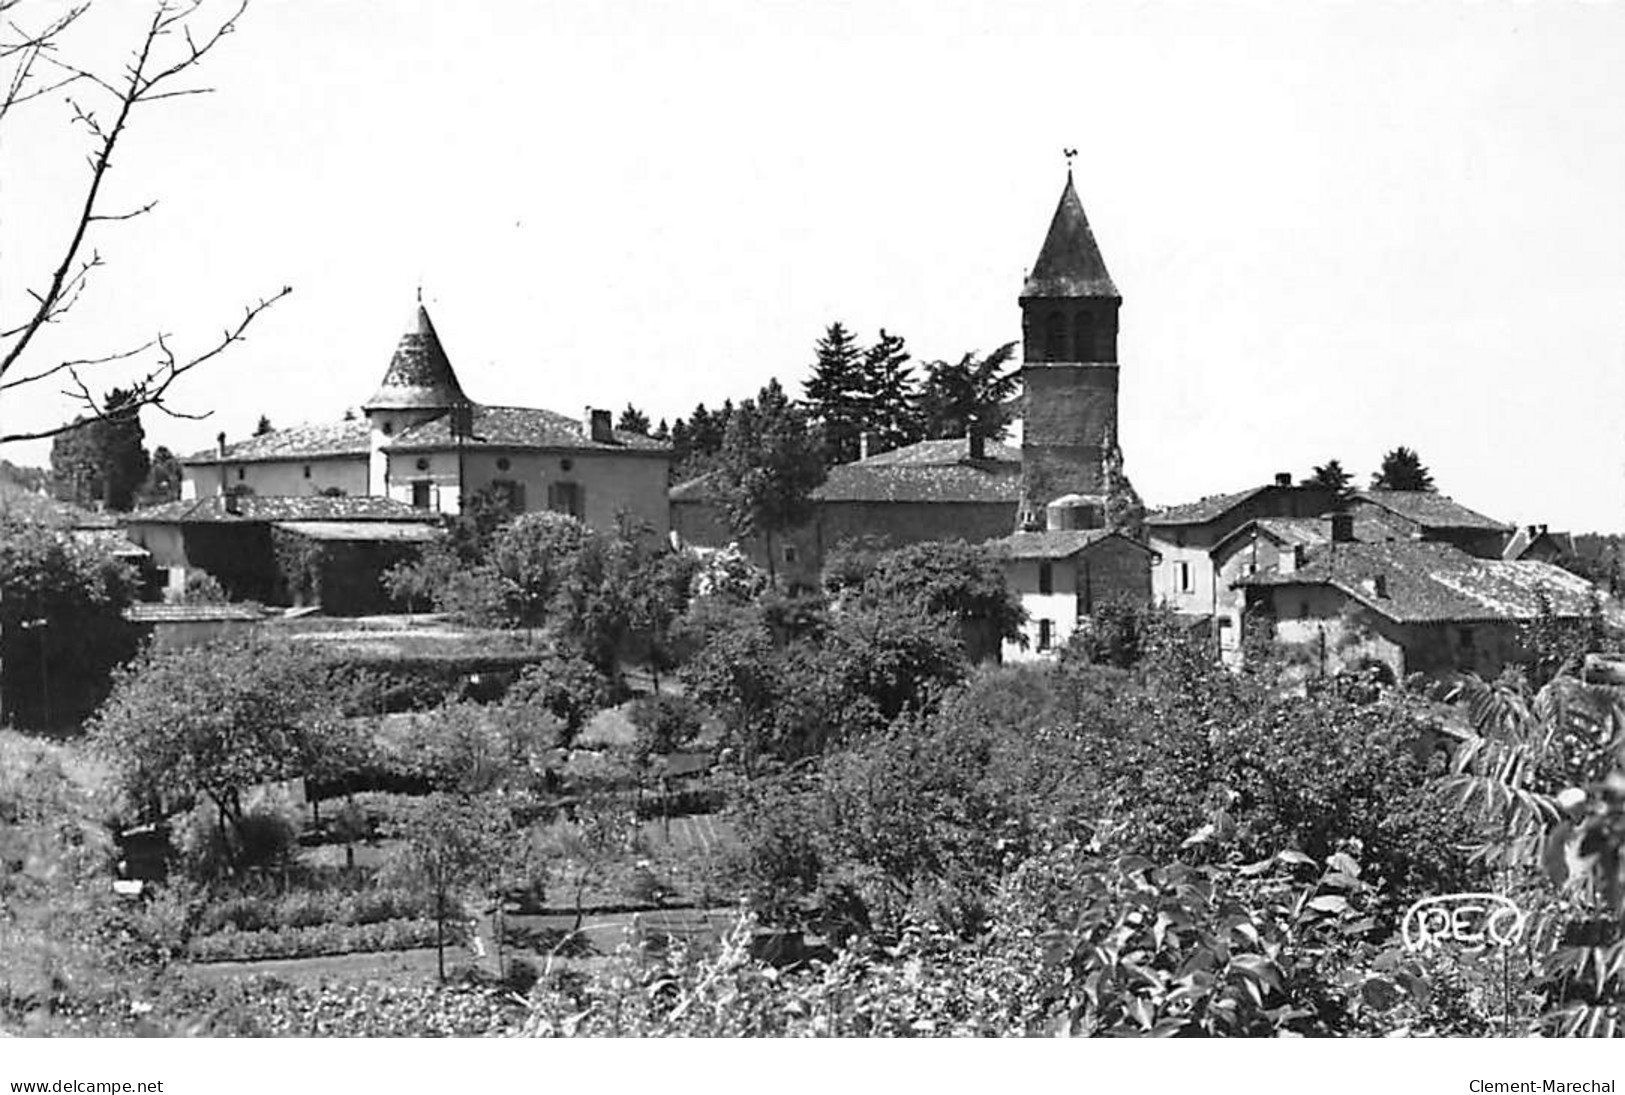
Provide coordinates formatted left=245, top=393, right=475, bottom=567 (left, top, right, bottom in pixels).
left=548, top=481, right=584, bottom=519
left=302, top=465, right=311, bottom=479
left=560, top=458, right=574, bottom=473
left=783, top=544, right=797, bottom=563
left=1038, top=561, right=1054, bottom=595
left=1299, top=601, right=1310, bottom=619
left=490, top=479, right=525, bottom=514
left=410, top=481, right=432, bottom=510
left=1037, top=619, right=1054, bottom=651
left=1073, top=311, right=1095, bottom=359
left=496, top=457, right=511, bottom=472
left=415, top=457, right=430, bottom=471
left=382, top=421, right=395, bottom=436
left=237, top=467, right=245, bottom=481
left=1175, top=561, right=1192, bottom=594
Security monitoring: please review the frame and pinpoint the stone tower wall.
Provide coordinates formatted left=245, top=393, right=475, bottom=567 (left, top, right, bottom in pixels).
left=1019, top=363, right=1119, bottom=525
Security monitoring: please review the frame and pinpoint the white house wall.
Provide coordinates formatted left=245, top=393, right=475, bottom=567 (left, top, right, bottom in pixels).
left=181, top=456, right=369, bottom=501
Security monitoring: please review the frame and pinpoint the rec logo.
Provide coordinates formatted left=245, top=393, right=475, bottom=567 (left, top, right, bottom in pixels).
left=1401, top=893, right=1525, bottom=952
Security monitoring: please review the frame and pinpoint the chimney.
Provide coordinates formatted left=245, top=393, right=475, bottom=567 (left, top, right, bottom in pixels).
left=216, top=431, right=227, bottom=458
left=1274, top=472, right=1293, bottom=488
left=585, top=407, right=613, bottom=443
left=1329, top=512, right=1355, bottom=543
left=1280, top=544, right=1306, bottom=575
left=1362, top=574, right=1388, bottom=599
left=968, top=431, right=986, bottom=461
left=1539, top=524, right=1549, bottom=538
left=858, top=431, right=871, bottom=461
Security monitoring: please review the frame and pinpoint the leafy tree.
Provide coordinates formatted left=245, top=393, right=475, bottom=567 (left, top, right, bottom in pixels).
left=89, top=640, right=359, bottom=871
left=1371, top=446, right=1436, bottom=492
left=505, top=645, right=611, bottom=746
left=0, top=516, right=142, bottom=729
left=137, top=445, right=183, bottom=506
left=1301, top=458, right=1353, bottom=500
left=254, top=414, right=274, bottom=436
left=802, top=322, right=866, bottom=464
left=856, top=329, right=921, bottom=455
left=616, top=404, right=651, bottom=436
left=544, top=796, right=642, bottom=934
left=49, top=387, right=150, bottom=511
left=388, top=792, right=514, bottom=982
left=857, top=540, right=1026, bottom=656
left=917, top=343, right=1019, bottom=444
left=714, top=379, right=826, bottom=584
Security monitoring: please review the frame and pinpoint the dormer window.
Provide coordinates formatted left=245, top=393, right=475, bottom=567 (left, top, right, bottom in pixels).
left=382, top=422, right=395, bottom=436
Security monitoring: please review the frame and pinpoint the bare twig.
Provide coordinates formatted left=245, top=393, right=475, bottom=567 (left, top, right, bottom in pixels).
left=0, top=0, right=270, bottom=443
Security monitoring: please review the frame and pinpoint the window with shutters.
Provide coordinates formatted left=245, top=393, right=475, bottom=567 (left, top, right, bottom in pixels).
left=548, top=481, right=584, bottom=518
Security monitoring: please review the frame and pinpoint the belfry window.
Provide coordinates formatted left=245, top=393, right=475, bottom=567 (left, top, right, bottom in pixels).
left=1044, top=312, right=1066, bottom=361
left=1074, top=311, right=1094, bottom=359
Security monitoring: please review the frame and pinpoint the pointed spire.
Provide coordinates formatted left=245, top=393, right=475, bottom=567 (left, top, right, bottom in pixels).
left=363, top=302, right=469, bottom=411
left=1021, top=172, right=1118, bottom=300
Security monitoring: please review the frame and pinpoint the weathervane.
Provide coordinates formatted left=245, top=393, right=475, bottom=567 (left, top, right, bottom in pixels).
left=1063, top=147, right=1078, bottom=172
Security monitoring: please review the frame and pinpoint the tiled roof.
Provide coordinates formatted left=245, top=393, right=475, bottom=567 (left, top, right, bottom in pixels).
left=995, top=529, right=1152, bottom=560
left=670, top=438, right=1019, bottom=507
left=385, top=405, right=667, bottom=454
left=815, top=464, right=1021, bottom=505
left=668, top=474, right=715, bottom=503
left=1021, top=172, right=1119, bottom=300
left=70, top=529, right=149, bottom=557
left=124, top=495, right=434, bottom=524
left=857, top=437, right=1021, bottom=467
left=184, top=419, right=369, bottom=465
left=1147, top=486, right=1270, bottom=527
left=364, top=305, right=469, bottom=411
left=1236, top=540, right=1597, bottom=625
left=1213, top=516, right=1399, bottom=557
left=125, top=603, right=269, bottom=623
left=1354, top=490, right=1511, bottom=533
left=273, top=520, right=444, bottom=543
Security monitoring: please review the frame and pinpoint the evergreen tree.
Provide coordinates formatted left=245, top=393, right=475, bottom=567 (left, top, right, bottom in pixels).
left=1301, top=459, right=1353, bottom=500
left=917, top=343, right=1019, bottom=445
left=858, top=328, right=921, bottom=455
left=1371, top=446, right=1436, bottom=492
left=48, top=388, right=149, bottom=512
left=616, top=404, right=651, bottom=436
left=803, top=322, right=866, bottom=464
left=715, top=379, right=826, bottom=584
left=652, top=418, right=670, bottom=442
left=254, top=414, right=274, bottom=436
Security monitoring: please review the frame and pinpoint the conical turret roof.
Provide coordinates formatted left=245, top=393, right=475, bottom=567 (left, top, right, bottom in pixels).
left=1021, top=172, right=1118, bottom=300
left=363, top=304, right=468, bottom=411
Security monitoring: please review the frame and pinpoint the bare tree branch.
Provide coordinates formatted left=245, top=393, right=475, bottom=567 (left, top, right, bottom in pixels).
left=0, top=0, right=275, bottom=447
left=0, top=284, right=290, bottom=444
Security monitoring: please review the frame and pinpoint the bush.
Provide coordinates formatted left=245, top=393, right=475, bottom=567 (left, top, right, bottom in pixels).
left=627, top=694, right=703, bottom=760
left=187, top=917, right=442, bottom=963
left=172, top=791, right=302, bottom=884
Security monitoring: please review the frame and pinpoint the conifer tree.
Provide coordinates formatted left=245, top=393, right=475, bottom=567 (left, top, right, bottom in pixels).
left=1370, top=446, right=1436, bottom=492
left=858, top=328, right=921, bottom=455
left=803, top=322, right=866, bottom=464
left=917, top=343, right=1019, bottom=445
left=616, top=404, right=651, bottom=436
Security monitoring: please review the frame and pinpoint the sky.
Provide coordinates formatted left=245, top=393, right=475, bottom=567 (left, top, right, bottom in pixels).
left=3, top=0, right=1623, bottom=532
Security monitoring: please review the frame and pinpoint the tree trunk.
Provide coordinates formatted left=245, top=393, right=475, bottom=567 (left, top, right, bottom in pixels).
left=435, top=889, right=447, bottom=983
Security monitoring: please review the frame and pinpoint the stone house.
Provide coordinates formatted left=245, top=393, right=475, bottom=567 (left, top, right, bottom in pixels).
left=1345, top=490, right=1512, bottom=559
left=1233, top=535, right=1598, bottom=681
left=669, top=436, right=1022, bottom=592
left=122, top=494, right=441, bottom=608
left=993, top=525, right=1154, bottom=662
left=180, top=303, right=670, bottom=536
left=1145, top=476, right=1338, bottom=619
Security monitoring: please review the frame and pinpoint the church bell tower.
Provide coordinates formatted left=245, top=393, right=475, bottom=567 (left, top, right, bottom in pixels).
left=1016, top=169, right=1122, bottom=532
